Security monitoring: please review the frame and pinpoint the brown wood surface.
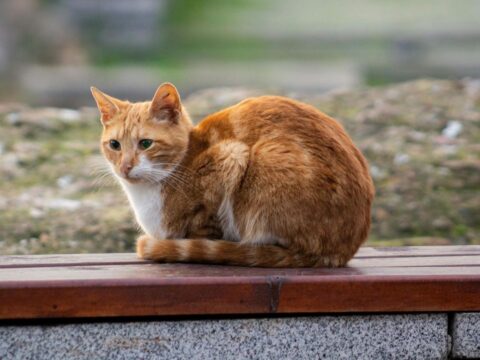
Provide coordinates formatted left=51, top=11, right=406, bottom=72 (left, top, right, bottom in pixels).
left=0, top=245, right=479, bottom=320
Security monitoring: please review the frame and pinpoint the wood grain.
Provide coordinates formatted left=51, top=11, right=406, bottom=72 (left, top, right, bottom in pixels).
left=0, top=246, right=479, bottom=320
left=0, top=253, right=144, bottom=268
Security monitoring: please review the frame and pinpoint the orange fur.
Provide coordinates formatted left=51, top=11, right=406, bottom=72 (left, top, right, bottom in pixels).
left=91, top=83, right=374, bottom=267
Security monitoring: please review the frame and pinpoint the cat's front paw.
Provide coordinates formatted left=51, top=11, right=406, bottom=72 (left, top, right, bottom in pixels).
left=136, top=234, right=152, bottom=259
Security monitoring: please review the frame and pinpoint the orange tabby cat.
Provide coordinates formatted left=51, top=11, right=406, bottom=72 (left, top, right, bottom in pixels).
left=91, top=83, right=374, bottom=267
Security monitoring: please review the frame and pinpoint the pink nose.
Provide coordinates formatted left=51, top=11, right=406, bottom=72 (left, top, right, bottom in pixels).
left=120, top=163, right=133, bottom=177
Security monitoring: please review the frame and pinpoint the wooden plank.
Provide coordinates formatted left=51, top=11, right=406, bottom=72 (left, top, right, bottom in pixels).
left=1, top=265, right=480, bottom=319
left=348, top=255, right=480, bottom=267
left=278, top=276, right=480, bottom=313
left=0, top=253, right=144, bottom=269
left=0, top=279, right=273, bottom=319
left=1, top=263, right=480, bottom=283
left=356, top=245, right=480, bottom=258
left=2, top=245, right=480, bottom=268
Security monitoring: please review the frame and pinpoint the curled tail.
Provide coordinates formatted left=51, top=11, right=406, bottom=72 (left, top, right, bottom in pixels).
left=137, top=237, right=348, bottom=267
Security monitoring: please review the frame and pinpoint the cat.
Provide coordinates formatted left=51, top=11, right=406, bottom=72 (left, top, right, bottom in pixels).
left=91, top=83, right=374, bottom=267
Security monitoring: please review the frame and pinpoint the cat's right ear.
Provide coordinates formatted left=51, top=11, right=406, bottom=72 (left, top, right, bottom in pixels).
left=90, top=87, right=124, bottom=126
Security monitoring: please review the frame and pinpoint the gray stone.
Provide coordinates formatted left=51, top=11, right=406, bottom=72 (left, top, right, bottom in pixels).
left=0, top=314, right=448, bottom=360
left=451, top=312, right=480, bottom=358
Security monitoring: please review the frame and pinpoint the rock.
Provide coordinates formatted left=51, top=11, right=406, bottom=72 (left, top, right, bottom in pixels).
left=393, top=153, right=410, bottom=165
left=42, top=198, right=82, bottom=211
left=441, top=120, right=462, bottom=138
left=56, top=175, right=74, bottom=189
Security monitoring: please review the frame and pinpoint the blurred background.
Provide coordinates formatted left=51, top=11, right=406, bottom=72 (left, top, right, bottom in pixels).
left=0, top=0, right=479, bottom=254
left=2, top=0, right=480, bottom=106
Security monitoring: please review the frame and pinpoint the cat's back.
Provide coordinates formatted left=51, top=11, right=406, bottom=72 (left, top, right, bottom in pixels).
left=199, top=95, right=349, bottom=146
left=200, top=96, right=362, bottom=166
left=199, top=95, right=336, bottom=137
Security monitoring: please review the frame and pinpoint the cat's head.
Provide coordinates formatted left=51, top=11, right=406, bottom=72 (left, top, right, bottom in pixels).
left=91, top=83, right=193, bottom=184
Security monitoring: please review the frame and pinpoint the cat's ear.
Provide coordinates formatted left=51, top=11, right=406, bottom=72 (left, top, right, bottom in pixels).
left=90, top=87, right=125, bottom=125
left=150, top=82, right=181, bottom=123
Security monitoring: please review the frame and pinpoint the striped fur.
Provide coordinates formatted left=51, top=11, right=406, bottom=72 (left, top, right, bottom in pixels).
left=136, top=237, right=344, bottom=267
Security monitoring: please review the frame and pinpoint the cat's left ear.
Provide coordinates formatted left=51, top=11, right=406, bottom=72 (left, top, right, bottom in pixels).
left=150, top=82, right=181, bottom=123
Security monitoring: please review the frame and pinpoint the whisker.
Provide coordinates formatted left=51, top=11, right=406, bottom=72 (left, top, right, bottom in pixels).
left=87, top=157, right=117, bottom=190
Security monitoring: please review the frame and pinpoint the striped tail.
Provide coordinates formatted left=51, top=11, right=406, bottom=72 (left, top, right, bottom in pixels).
left=137, top=237, right=347, bottom=267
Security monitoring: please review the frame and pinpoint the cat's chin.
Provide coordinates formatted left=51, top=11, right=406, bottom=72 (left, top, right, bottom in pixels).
left=116, top=174, right=158, bottom=185
left=122, top=177, right=143, bottom=184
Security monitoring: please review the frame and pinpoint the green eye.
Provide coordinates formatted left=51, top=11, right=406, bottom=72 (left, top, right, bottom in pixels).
left=139, top=139, right=153, bottom=149
left=109, top=139, right=121, bottom=151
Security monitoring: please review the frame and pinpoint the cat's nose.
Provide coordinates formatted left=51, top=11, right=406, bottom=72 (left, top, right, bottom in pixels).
left=120, top=163, right=133, bottom=177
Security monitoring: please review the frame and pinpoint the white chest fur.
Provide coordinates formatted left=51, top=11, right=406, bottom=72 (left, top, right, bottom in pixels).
left=119, top=181, right=166, bottom=239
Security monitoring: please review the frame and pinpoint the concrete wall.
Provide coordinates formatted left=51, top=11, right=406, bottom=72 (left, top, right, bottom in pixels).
left=2, top=313, right=478, bottom=359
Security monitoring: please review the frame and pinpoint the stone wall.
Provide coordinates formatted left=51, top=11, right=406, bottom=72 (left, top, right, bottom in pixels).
left=1, top=313, right=478, bottom=359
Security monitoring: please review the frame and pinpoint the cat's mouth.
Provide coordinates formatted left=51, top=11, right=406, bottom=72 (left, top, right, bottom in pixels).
left=112, top=167, right=147, bottom=184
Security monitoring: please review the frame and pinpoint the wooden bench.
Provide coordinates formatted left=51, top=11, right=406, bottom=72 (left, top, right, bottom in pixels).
left=1, top=245, right=479, bottom=319
left=1, top=246, right=480, bottom=359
